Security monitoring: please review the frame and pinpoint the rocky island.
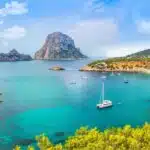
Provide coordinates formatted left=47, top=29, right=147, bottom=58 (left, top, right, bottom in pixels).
left=0, top=49, right=32, bottom=62
left=49, top=66, right=65, bottom=71
left=34, top=32, right=87, bottom=60
left=80, top=49, right=150, bottom=74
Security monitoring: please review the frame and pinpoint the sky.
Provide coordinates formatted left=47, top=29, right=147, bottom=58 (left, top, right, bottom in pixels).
left=1, top=0, right=150, bottom=57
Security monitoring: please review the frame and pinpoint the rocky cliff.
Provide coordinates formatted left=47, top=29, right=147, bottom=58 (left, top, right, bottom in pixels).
left=34, top=32, right=87, bottom=60
left=0, top=49, right=32, bottom=62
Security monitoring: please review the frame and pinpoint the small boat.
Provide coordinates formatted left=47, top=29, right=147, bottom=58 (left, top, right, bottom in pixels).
left=97, top=76, right=112, bottom=109
left=117, top=73, right=121, bottom=76
left=124, top=77, right=128, bottom=83
left=81, top=76, right=88, bottom=79
left=70, top=81, right=76, bottom=84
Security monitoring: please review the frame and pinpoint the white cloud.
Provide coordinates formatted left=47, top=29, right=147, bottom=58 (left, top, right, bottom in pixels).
left=0, top=1, right=28, bottom=17
left=68, top=19, right=119, bottom=56
left=137, top=20, right=150, bottom=35
left=0, top=25, right=26, bottom=40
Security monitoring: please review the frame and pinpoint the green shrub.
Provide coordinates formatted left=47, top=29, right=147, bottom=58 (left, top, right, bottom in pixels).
left=14, top=123, right=150, bottom=150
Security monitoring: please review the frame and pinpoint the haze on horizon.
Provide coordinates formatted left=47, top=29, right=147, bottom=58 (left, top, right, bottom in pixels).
left=0, top=0, right=150, bottom=58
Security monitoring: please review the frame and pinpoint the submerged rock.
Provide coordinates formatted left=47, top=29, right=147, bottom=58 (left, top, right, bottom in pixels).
left=13, top=139, right=36, bottom=146
left=55, top=132, right=65, bottom=137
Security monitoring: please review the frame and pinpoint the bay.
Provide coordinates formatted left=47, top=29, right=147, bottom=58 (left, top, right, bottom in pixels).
left=0, top=59, right=149, bottom=149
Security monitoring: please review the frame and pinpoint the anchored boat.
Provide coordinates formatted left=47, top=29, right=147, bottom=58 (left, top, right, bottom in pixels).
left=97, top=76, right=112, bottom=109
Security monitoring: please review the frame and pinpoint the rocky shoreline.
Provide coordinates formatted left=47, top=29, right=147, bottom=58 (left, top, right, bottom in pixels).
left=79, top=64, right=150, bottom=74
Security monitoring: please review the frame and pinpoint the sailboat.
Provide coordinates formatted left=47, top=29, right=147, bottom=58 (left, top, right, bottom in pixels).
left=97, top=76, right=112, bottom=109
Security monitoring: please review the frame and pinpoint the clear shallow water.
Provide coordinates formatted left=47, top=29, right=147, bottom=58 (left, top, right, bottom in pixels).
left=0, top=60, right=150, bottom=149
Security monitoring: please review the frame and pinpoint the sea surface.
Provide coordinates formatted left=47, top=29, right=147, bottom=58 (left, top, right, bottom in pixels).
left=0, top=59, right=150, bottom=149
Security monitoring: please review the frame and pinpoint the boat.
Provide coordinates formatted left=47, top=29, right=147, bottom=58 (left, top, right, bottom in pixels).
left=117, top=73, right=121, bottom=76
left=97, top=76, right=112, bottom=109
left=124, top=77, right=128, bottom=83
left=70, top=80, right=76, bottom=84
left=81, top=76, right=88, bottom=79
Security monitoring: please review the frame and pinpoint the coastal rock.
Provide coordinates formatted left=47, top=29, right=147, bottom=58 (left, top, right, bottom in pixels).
left=0, top=49, right=32, bottom=62
left=49, top=66, right=65, bottom=71
left=34, top=32, right=87, bottom=60
left=95, top=62, right=107, bottom=69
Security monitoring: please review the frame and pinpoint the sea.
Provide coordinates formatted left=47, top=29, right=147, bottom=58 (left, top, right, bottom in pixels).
left=0, top=59, right=149, bottom=149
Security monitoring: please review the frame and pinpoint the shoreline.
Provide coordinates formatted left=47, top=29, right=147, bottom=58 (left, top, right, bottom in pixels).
left=79, top=66, right=150, bottom=74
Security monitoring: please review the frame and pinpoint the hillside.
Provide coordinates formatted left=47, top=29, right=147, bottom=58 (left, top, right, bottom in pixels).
left=127, top=49, right=150, bottom=58
left=79, top=49, right=150, bottom=73
left=0, top=49, right=32, bottom=62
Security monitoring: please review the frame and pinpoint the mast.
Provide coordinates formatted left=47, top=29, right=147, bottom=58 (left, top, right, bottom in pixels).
left=102, top=80, right=104, bottom=103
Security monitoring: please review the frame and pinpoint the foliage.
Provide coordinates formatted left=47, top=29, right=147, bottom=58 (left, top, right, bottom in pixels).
left=88, top=56, right=150, bottom=67
left=13, top=123, right=150, bottom=150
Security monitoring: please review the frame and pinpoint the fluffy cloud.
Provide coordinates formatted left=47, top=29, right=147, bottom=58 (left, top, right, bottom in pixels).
left=137, top=20, right=150, bottom=35
left=0, top=25, right=26, bottom=41
left=0, top=1, right=28, bottom=17
left=68, top=19, right=119, bottom=56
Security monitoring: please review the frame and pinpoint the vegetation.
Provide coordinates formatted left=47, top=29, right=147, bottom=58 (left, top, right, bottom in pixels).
left=87, top=56, right=150, bottom=71
left=127, top=49, right=150, bottom=57
left=88, top=57, right=150, bottom=67
left=13, top=123, right=150, bottom=150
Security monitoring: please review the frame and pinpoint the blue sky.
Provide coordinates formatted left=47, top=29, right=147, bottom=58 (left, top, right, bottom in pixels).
left=0, top=0, right=150, bottom=57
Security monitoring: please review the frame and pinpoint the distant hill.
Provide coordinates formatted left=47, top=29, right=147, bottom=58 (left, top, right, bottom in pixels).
left=126, top=49, right=150, bottom=58
left=0, top=49, right=32, bottom=62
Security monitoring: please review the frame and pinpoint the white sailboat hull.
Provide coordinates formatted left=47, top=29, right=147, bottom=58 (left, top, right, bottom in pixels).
left=97, top=100, right=112, bottom=109
left=97, top=77, right=113, bottom=109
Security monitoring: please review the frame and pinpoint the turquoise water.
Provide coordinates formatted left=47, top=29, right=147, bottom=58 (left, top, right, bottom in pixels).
left=0, top=60, right=150, bottom=149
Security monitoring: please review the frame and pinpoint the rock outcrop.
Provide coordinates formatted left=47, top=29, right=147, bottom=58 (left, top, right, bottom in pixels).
left=49, top=66, right=65, bottom=71
left=0, top=49, right=32, bottom=62
left=34, top=32, right=87, bottom=60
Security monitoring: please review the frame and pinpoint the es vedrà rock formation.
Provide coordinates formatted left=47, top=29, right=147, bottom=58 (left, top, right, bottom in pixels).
left=0, top=49, right=32, bottom=62
left=34, top=32, right=87, bottom=60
